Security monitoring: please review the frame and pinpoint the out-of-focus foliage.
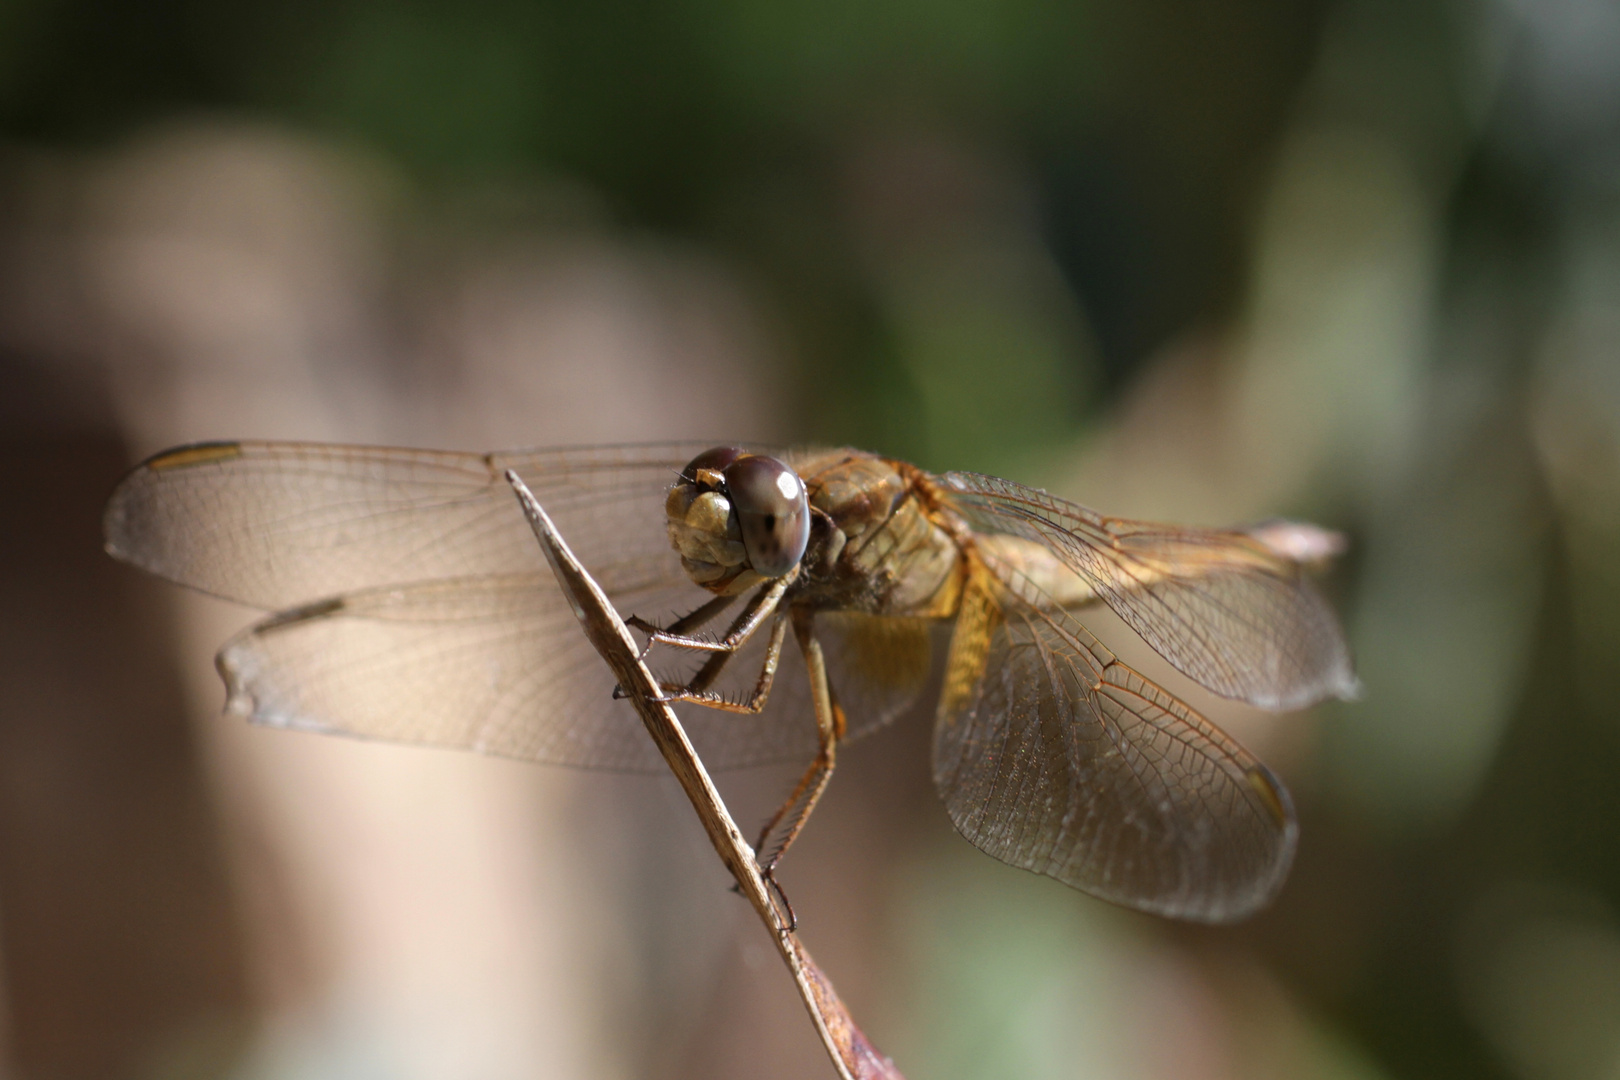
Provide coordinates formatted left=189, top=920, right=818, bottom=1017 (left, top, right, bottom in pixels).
left=4, top=0, right=1620, bottom=1078
left=0, top=0, right=1321, bottom=474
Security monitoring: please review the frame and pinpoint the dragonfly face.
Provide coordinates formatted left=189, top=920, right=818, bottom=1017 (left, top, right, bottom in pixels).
left=665, top=447, right=810, bottom=593
left=104, top=440, right=1357, bottom=923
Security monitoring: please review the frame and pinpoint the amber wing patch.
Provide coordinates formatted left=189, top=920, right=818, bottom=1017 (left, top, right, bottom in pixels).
left=939, top=562, right=1003, bottom=723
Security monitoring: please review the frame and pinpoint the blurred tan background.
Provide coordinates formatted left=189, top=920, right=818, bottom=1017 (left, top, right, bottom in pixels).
left=2, top=0, right=1619, bottom=1077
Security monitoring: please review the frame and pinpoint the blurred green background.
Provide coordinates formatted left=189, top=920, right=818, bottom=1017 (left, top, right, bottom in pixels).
left=2, top=0, right=1619, bottom=1078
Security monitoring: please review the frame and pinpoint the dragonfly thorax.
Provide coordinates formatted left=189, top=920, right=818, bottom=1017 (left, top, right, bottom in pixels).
left=666, top=447, right=810, bottom=594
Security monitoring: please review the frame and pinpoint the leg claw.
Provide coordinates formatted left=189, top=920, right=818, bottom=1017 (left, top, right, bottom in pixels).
left=611, top=683, right=674, bottom=704
left=761, top=865, right=797, bottom=933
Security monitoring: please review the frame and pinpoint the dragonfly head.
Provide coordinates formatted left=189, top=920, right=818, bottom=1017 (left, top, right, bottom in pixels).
left=666, top=447, right=810, bottom=594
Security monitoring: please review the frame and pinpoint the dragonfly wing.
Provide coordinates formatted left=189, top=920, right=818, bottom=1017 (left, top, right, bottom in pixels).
left=814, top=613, right=937, bottom=740
left=219, top=569, right=872, bottom=772
left=104, top=440, right=722, bottom=610
left=109, top=440, right=930, bottom=770
left=932, top=564, right=1298, bottom=922
left=943, top=472, right=1356, bottom=710
left=221, top=573, right=678, bottom=770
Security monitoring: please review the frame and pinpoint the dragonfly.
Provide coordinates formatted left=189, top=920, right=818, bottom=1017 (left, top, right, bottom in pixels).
left=104, top=441, right=1356, bottom=923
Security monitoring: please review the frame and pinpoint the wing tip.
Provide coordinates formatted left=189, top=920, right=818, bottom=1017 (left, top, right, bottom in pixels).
left=1241, top=649, right=1360, bottom=711
left=1247, top=519, right=1349, bottom=564
left=101, top=474, right=143, bottom=567
left=1245, top=762, right=1295, bottom=830
left=103, top=444, right=244, bottom=572
left=1335, top=668, right=1364, bottom=702
left=220, top=654, right=348, bottom=739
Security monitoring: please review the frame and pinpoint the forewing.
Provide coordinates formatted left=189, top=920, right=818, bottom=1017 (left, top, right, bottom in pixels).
left=106, top=440, right=928, bottom=771
left=932, top=566, right=1297, bottom=922
left=104, top=440, right=719, bottom=609
left=106, top=439, right=830, bottom=771
left=943, top=472, right=1356, bottom=710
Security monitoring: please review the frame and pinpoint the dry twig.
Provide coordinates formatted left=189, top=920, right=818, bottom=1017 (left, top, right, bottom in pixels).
left=507, top=470, right=903, bottom=1080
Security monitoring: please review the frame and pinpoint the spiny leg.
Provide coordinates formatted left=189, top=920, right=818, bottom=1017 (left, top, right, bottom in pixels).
left=614, top=595, right=733, bottom=697
left=615, top=574, right=790, bottom=701
left=754, top=608, right=846, bottom=874
left=638, top=592, right=735, bottom=642
left=628, top=567, right=797, bottom=655
left=653, top=614, right=789, bottom=712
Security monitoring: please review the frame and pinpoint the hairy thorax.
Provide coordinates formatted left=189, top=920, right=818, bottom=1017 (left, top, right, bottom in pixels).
left=786, top=449, right=963, bottom=618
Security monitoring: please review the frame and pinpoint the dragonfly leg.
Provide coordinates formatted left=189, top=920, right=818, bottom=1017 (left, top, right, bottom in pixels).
left=652, top=614, right=789, bottom=713
left=765, top=869, right=798, bottom=934
left=753, top=608, right=845, bottom=873
left=615, top=576, right=791, bottom=700
left=628, top=568, right=797, bottom=655
left=625, top=592, right=735, bottom=657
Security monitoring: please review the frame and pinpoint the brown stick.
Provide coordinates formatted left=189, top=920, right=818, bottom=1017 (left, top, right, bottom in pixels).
left=506, top=470, right=903, bottom=1080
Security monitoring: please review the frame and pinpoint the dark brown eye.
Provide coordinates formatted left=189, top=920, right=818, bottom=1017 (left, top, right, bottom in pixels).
left=723, top=454, right=809, bottom=577
left=681, top=446, right=744, bottom=487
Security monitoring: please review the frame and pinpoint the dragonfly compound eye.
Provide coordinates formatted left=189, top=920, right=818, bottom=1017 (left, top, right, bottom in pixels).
left=723, top=454, right=809, bottom=578
left=681, top=446, right=744, bottom=489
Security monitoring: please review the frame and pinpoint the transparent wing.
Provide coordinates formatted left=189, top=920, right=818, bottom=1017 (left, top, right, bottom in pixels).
left=106, top=440, right=923, bottom=771
left=218, top=571, right=857, bottom=772
left=932, top=565, right=1297, bottom=922
left=943, top=472, right=1356, bottom=710
left=103, top=440, right=724, bottom=609
left=220, top=579, right=930, bottom=773
left=220, top=573, right=670, bottom=770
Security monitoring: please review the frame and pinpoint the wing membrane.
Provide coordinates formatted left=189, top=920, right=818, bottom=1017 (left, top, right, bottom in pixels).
left=106, top=440, right=923, bottom=771
left=932, top=564, right=1297, bottom=922
left=104, top=440, right=717, bottom=609
left=222, top=575, right=927, bottom=772
left=222, top=573, right=673, bottom=769
left=943, top=472, right=1356, bottom=709
left=222, top=571, right=844, bottom=772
